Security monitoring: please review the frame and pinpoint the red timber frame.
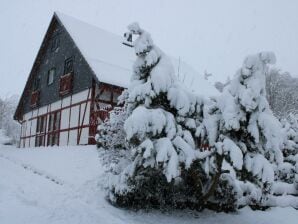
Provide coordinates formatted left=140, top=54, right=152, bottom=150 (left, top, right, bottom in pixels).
left=88, top=81, right=124, bottom=144
left=20, top=81, right=124, bottom=147
left=20, top=88, right=92, bottom=147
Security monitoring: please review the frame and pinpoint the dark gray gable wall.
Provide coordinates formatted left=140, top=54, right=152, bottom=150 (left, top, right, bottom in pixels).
left=17, top=15, right=96, bottom=117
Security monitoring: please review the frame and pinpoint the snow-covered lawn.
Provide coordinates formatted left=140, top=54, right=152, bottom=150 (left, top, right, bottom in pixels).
left=0, top=145, right=297, bottom=224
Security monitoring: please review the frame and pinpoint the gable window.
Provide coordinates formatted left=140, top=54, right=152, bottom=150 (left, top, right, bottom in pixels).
left=32, top=75, right=40, bottom=91
left=31, top=75, right=41, bottom=107
left=51, top=35, right=59, bottom=52
left=47, top=68, right=56, bottom=85
left=64, top=57, right=73, bottom=75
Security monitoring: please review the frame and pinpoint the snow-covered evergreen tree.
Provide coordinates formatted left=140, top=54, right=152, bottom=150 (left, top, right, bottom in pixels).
left=271, top=115, right=298, bottom=199
left=266, top=69, right=298, bottom=118
left=0, top=95, right=20, bottom=145
left=102, top=24, right=297, bottom=211
left=108, top=23, right=210, bottom=209
left=201, top=52, right=284, bottom=209
left=278, top=115, right=298, bottom=184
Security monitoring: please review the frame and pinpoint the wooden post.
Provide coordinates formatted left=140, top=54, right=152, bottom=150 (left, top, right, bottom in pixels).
left=77, top=88, right=91, bottom=145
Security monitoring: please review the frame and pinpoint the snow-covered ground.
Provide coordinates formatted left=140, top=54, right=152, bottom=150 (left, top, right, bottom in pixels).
left=0, top=145, right=297, bottom=224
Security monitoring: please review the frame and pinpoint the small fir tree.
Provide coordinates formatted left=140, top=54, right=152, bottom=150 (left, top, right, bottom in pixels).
left=199, top=52, right=284, bottom=209
left=278, top=115, right=298, bottom=184
left=108, top=23, right=209, bottom=209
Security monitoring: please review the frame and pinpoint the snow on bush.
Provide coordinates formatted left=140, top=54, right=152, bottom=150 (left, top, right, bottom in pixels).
left=96, top=105, right=128, bottom=150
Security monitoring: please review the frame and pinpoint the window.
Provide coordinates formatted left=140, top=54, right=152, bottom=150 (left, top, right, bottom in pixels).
left=47, top=111, right=61, bottom=146
left=36, top=115, right=46, bottom=133
left=59, top=73, right=73, bottom=96
left=47, top=68, right=55, bottom=85
left=35, top=115, right=46, bottom=147
left=51, top=35, right=59, bottom=52
left=31, top=76, right=41, bottom=107
left=30, top=90, right=40, bottom=107
left=32, top=75, right=40, bottom=91
left=112, top=92, right=121, bottom=104
left=97, top=89, right=112, bottom=102
left=64, top=57, right=73, bottom=75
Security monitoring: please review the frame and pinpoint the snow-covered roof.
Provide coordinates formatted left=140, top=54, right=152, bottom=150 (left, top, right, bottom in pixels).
left=171, top=58, right=219, bottom=97
left=55, top=12, right=218, bottom=97
left=55, top=12, right=134, bottom=88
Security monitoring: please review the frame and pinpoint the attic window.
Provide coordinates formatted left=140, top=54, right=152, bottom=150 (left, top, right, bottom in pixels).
left=64, top=57, right=73, bottom=75
left=51, top=35, right=59, bottom=52
left=47, top=68, right=56, bottom=85
left=32, top=76, right=40, bottom=91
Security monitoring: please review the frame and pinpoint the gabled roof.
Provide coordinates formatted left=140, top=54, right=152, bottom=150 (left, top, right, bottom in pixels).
left=55, top=12, right=219, bottom=97
left=14, top=15, right=60, bottom=121
left=15, top=12, right=218, bottom=121
left=55, top=12, right=135, bottom=88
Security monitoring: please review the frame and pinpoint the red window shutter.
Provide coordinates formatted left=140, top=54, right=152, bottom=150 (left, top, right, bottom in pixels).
left=30, top=91, right=40, bottom=108
left=59, top=73, right=73, bottom=96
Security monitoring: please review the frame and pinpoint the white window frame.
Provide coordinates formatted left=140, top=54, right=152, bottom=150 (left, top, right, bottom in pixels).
left=48, top=68, right=55, bottom=85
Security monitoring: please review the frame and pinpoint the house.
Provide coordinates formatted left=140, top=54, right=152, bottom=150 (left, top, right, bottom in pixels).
left=14, top=12, right=218, bottom=148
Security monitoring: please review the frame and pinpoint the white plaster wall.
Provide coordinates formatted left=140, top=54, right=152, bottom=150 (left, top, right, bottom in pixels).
left=79, top=102, right=90, bottom=126
left=25, top=138, right=30, bottom=148
left=32, top=109, right=38, bottom=117
left=62, top=96, right=71, bottom=107
left=31, top=119, right=37, bottom=136
left=38, top=105, right=47, bottom=115
left=59, top=132, right=68, bottom=146
left=21, top=139, right=25, bottom=148
left=25, top=120, right=31, bottom=136
left=79, top=127, right=89, bottom=145
left=23, top=111, right=32, bottom=121
left=70, top=105, right=80, bottom=128
left=30, top=136, right=35, bottom=147
left=68, top=130, right=77, bottom=146
left=72, top=89, right=90, bottom=103
left=61, top=108, right=70, bottom=130
left=21, top=122, right=26, bottom=138
left=51, top=100, right=62, bottom=111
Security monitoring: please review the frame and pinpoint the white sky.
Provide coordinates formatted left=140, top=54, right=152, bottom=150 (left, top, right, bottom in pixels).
left=1, top=0, right=298, bottom=97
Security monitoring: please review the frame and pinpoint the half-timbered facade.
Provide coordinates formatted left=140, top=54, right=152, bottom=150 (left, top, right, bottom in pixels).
left=14, top=12, right=134, bottom=147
